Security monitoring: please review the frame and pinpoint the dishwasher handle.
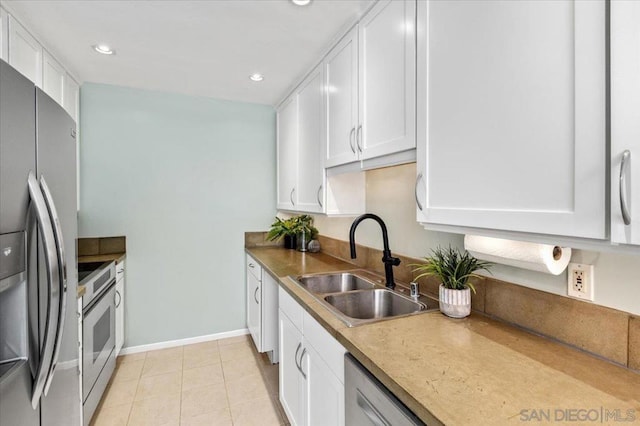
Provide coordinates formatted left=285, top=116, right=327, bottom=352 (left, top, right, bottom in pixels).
left=357, top=391, right=391, bottom=426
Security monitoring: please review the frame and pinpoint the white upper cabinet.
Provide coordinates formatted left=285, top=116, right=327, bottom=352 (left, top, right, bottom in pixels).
left=416, top=0, right=606, bottom=239
left=43, top=50, right=65, bottom=105
left=324, top=0, right=416, bottom=170
left=358, top=0, right=416, bottom=161
left=64, top=73, right=80, bottom=122
left=0, top=7, right=7, bottom=61
left=611, top=1, right=640, bottom=245
left=325, top=28, right=359, bottom=168
left=296, top=66, right=325, bottom=213
left=8, top=15, right=42, bottom=86
left=277, top=96, right=299, bottom=210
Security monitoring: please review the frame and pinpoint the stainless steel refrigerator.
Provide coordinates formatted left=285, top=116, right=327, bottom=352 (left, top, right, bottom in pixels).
left=0, top=59, right=80, bottom=425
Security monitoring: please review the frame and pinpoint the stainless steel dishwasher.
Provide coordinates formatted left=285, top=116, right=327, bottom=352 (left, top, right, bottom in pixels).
left=345, top=353, right=425, bottom=426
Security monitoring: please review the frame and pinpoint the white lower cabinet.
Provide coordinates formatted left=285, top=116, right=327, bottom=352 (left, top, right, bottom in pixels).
left=246, top=254, right=278, bottom=362
left=279, top=287, right=346, bottom=426
left=115, top=260, right=125, bottom=356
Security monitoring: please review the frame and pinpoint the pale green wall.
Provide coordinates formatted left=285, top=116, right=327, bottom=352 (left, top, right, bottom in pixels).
left=78, top=83, right=276, bottom=347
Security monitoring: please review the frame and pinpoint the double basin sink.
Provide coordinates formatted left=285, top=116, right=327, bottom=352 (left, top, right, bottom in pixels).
left=291, top=271, right=437, bottom=327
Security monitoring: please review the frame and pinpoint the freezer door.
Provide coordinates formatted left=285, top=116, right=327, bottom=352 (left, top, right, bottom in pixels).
left=0, top=361, right=39, bottom=426
left=0, top=59, right=36, bottom=234
left=36, top=88, right=80, bottom=426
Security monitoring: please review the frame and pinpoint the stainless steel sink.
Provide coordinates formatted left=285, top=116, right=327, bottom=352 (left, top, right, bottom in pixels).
left=324, top=289, right=425, bottom=324
left=290, top=271, right=435, bottom=327
left=296, top=273, right=376, bottom=294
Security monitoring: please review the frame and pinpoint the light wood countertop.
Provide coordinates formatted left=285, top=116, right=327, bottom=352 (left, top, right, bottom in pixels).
left=246, top=247, right=640, bottom=425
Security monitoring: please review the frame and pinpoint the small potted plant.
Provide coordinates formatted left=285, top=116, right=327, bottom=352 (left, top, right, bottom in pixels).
left=411, top=246, right=491, bottom=318
left=266, top=215, right=319, bottom=250
left=266, top=217, right=299, bottom=249
left=295, top=215, right=318, bottom=252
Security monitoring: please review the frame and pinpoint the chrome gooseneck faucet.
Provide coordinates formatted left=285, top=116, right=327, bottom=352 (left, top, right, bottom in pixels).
left=349, top=213, right=401, bottom=289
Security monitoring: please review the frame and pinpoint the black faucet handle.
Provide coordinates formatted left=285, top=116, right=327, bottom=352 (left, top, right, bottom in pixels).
left=383, top=255, right=401, bottom=266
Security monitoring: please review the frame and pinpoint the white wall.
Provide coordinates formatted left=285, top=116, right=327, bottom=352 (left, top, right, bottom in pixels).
left=310, top=163, right=640, bottom=316
left=79, top=83, right=276, bottom=347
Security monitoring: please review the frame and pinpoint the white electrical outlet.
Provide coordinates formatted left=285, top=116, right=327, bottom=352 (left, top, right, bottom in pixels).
left=567, top=263, right=594, bottom=301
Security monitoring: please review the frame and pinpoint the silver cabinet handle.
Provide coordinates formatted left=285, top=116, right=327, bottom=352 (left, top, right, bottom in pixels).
left=290, top=188, right=295, bottom=206
left=253, top=286, right=259, bottom=304
left=248, top=263, right=255, bottom=268
left=356, top=124, right=363, bottom=152
left=299, top=347, right=307, bottom=379
left=415, top=173, right=424, bottom=211
left=620, top=150, right=631, bottom=225
left=349, top=127, right=356, bottom=154
left=27, top=172, right=60, bottom=408
left=294, top=342, right=302, bottom=372
left=115, top=290, right=122, bottom=308
left=40, top=176, right=68, bottom=395
left=356, top=391, right=390, bottom=426
left=317, top=185, right=323, bottom=208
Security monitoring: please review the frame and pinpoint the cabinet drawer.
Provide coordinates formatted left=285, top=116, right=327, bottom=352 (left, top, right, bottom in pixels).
left=279, top=286, right=303, bottom=332
left=303, top=310, right=346, bottom=383
left=246, top=255, right=262, bottom=280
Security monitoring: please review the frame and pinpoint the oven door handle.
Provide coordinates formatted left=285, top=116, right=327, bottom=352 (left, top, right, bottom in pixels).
left=40, top=176, right=68, bottom=395
left=27, top=172, right=61, bottom=409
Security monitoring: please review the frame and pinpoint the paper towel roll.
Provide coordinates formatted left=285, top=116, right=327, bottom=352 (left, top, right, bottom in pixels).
left=464, top=235, right=571, bottom=275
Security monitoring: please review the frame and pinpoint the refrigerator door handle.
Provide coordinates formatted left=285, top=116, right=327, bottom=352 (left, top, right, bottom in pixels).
left=40, top=176, right=68, bottom=395
left=27, top=172, right=61, bottom=409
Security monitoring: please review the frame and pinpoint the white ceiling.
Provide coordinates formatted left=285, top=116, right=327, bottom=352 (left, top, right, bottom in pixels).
left=3, top=0, right=373, bottom=105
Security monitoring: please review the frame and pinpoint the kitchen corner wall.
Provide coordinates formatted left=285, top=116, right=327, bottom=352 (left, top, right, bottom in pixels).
left=78, top=83, right=276, bottom=347
left=310, top=163, right=640, bottom=317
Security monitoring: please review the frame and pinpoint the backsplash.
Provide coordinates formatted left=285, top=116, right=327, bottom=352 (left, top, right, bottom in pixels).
left=78, top=236, right=126, bottom=256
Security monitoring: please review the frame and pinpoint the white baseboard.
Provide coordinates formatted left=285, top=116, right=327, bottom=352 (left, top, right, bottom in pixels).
left=119, top=328, right=250, bottom=355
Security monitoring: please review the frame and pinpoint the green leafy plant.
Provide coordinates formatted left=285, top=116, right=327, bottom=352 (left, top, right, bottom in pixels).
left=410, top=246, right=491, bottom=294
left=266, top=215, right=318, bottom=241
left=295, top=215, right=318, bottom=239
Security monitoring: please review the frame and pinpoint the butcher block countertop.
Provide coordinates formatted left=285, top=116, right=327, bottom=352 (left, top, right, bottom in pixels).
left=246, top=246, right=640, bottom=425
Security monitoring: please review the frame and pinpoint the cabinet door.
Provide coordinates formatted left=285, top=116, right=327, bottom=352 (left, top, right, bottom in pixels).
left=43, top=50, right=65, bottom=106
left=296, top=65, right=325, bottom=213
left=325, top=27, right=359, bottom=168
left=0, top=7, right=7, bottom=61
left=277, top=95, right=299, bottom=210
left=8, top=15, right=42, bottom=86
left=611, top=1, right=640, bottom=245
left=247, top=271, right=261, bottom=351
left=279, top=311, right=305, bottom=426
left=64, top=73, right=80, bottom=122
left=358, top=0, right=416, bottom=160
left=303, top=342, right=344, bottom=426
left=417, top=0, right=606, bottom=238
left=115, top=278, right=124, bottom=356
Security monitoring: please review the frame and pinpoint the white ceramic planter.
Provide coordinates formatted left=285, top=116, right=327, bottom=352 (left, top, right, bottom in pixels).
left=439, top=284, right=471, bottom=318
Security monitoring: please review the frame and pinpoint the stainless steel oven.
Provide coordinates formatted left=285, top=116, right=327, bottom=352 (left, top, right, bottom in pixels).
left=80, top=261, right=116, bottom=426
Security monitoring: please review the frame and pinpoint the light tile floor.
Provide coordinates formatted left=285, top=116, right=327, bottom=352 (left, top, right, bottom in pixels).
left=91, top=335, right=289, bottom=426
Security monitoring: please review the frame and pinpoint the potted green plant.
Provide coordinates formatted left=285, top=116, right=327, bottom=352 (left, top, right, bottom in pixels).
left=411, top=246, right=492, bottom=318
left=266, top=215, right=319, bottom=250
left=295, top=215, right=318, bottom=252
left=266, top=217, right=299, bottom=249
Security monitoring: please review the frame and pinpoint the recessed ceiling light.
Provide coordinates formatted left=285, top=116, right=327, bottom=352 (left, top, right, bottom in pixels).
left=292, top=0, right=311, bottom=5
left=93, top=44, right=115, bottom=55
left=250, top=73, right=264, bottom=82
